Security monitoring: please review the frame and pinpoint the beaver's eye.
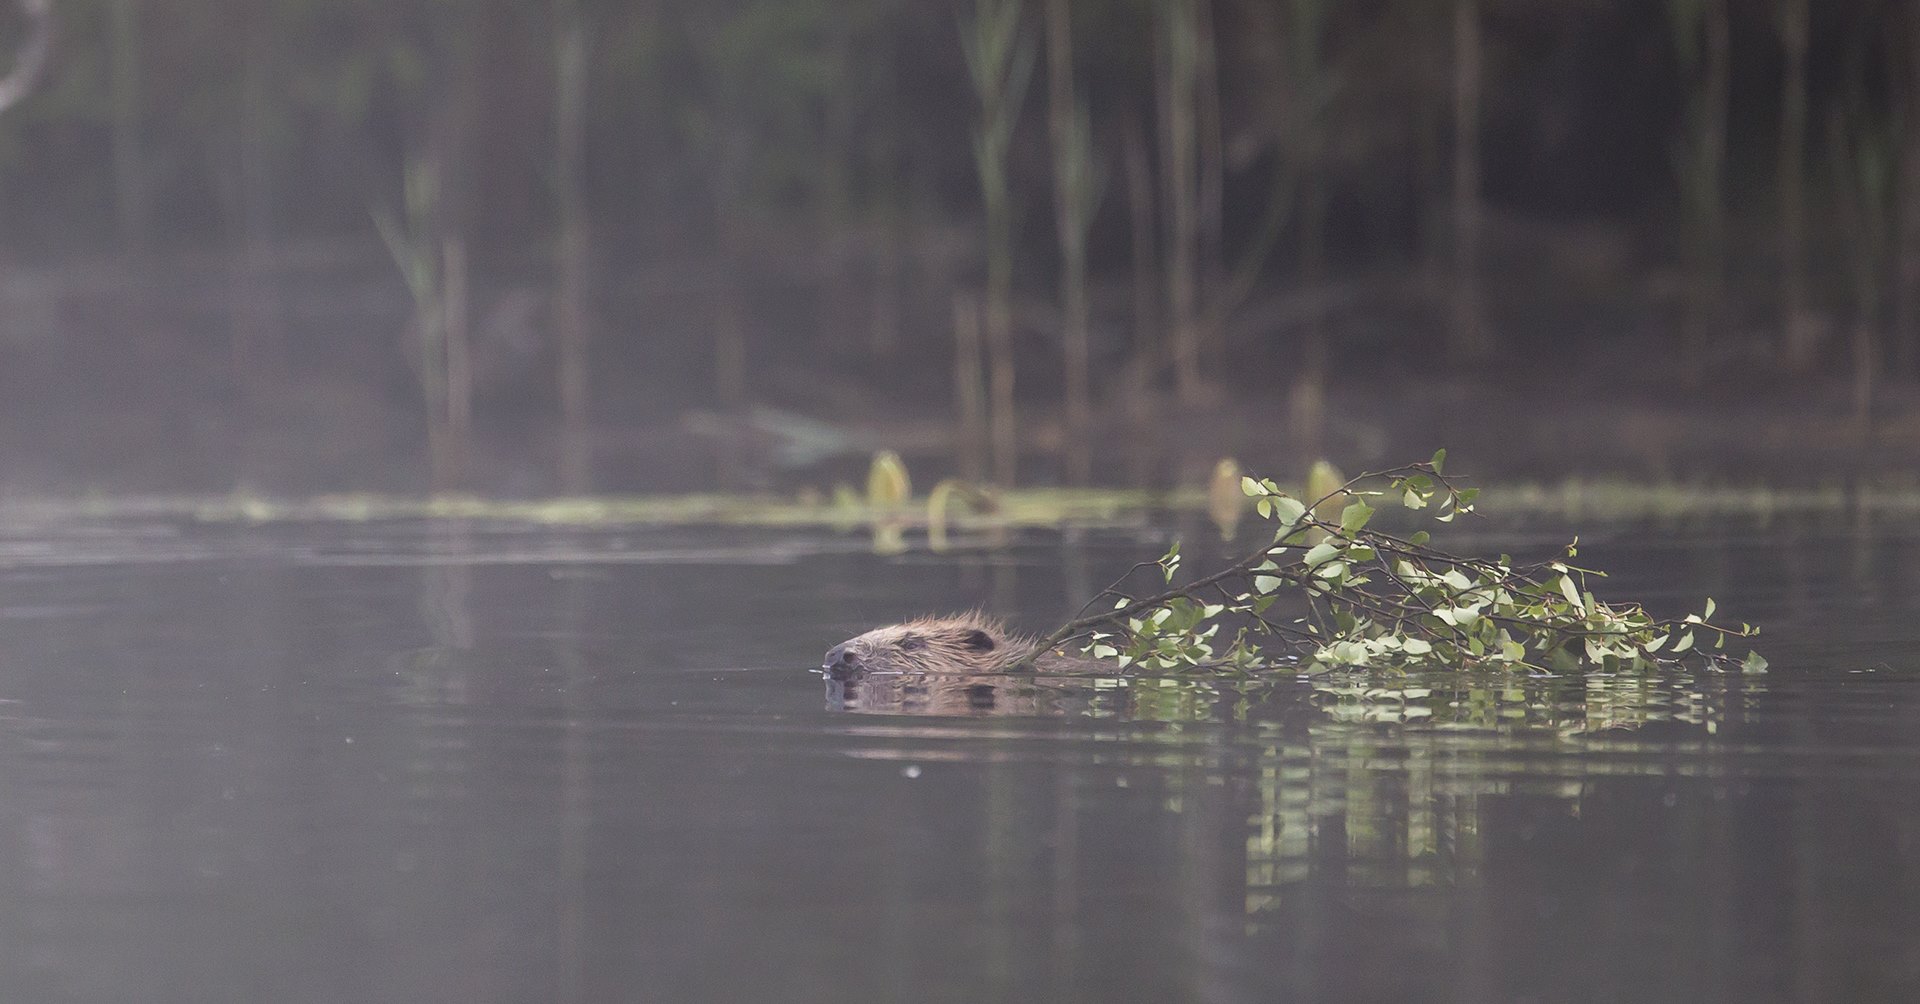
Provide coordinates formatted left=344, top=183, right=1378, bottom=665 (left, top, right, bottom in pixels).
left=960, top=629, right=996, bottom=651
left=898, top=634, right=925, bottom=651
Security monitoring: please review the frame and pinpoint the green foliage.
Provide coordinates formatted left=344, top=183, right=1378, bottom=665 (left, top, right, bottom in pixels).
left=926, top=477, right=997, bottom=552
left=865, top=449, right=912, bottom=509
left=865, top=449, right=912, bottom=554
left=1064, top=453, right=1762, bottom=675
left=1206, top=457, right=1245, bottom=538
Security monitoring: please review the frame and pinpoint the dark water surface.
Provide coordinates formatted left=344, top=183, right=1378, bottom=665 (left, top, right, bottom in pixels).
left=0, top=514, right=1916, bottom=1003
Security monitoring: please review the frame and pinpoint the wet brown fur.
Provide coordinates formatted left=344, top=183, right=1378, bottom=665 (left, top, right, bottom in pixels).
left=825, top=613, right=1090, bottom=676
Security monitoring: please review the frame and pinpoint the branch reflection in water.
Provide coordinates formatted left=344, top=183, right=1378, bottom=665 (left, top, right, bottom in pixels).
left=824, top=667, right=1762, bottom=912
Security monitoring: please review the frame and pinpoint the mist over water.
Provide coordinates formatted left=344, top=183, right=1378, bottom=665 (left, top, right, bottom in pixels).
left=0, top=2, right=1913, bottom=999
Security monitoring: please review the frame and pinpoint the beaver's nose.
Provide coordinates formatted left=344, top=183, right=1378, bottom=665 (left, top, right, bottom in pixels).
left=824, top=643, right=861, bottom=673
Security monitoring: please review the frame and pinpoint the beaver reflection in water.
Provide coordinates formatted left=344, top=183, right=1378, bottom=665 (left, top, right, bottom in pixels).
left=822, top=612, right=1092, bottom=679
left=822, top=614, right=1107, bottom=716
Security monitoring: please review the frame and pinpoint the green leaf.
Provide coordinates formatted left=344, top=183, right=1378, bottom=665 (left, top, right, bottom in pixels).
left=1339, top=500, right=1375, bottom=533
left=1050, top=461, right=1755, bottom=680
left=1558, top=575, right=1583, bottom=611
left=1269, top=496, right=1307, bottom=525
left=1430, top=448, right=1446, bottom=474
left=1742, top=651, right=1769, bottom=674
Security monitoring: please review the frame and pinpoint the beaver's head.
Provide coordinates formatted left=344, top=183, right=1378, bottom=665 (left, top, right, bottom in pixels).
left=822, top=613, right=1028, bottom=677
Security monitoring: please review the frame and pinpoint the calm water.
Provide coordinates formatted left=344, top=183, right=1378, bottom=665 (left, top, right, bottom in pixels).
left=0, top=513, right=1915, bottom=1003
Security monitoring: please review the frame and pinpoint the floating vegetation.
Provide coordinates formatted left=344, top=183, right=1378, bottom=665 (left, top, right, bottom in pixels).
left=44, top=483, right=1200, bottom=531
left=866, top=451, right=914, bottom=554
left=16, top=452, right=1920, bottom=532
left=1057, top=452, right=1765, bottom=675
left=1206, top=457, right=1246, bottom=539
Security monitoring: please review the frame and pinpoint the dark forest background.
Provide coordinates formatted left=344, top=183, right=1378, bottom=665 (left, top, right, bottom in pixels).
left=0, top=0, right=1911, bottom=495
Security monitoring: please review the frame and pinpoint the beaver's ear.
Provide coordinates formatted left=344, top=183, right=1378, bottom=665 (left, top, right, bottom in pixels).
left=960, top=629, right=996, bottom=651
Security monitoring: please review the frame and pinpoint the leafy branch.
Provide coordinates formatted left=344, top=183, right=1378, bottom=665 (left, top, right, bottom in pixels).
left=1040, top=452, right=1764, bottom=676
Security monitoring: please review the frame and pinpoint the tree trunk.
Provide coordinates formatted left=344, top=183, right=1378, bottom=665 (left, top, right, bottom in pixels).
left=1449, top=0, right=1486, bottom=360
left=1061, top=252, right=1092, bottom=483
left=439, top=236, right=472, bottom=492
left=1778, top=0, right=1812, bottom=369
left=109, top=0, right=148, bottom=257
left=1677, top=0, right=1731, bottom=382
left=712, top=138, right=747, bottom=415
left=554, top=0, right=591, bottom=491
left=1851, top=219, right=1877, bottom=437
left=713, top=281, right=746, bottom=409
left=427, top=20, right=480, bottom=492
left=868, top=204, right=902, bottom=357
left=1299, top=178, right=1328, bottom=376
left=1194, top=0, right=1224, bottom=372
left=1160, top=0, right=1202, bottom=402
left=1045, top=0, right=1092, bottom=485
left=1697, top=0, right=1731, bottom=380
left=1416, top=46, right=1446, bottom=296
left=962, top=0, right=1029, bottom=486
left=708, top=79, right=750, bottom=413
left=1854, top=321, right=1877, bottom=440
left=1124, top=113, right=1159, bottom=413
left=1827, top=104, right=1885, bottom=442
left=953, top=293, right=989, bottom=483
left=1895, top=4, right=1920, bottom=379
left=985, top=243, right=1018, bottom=486
left=230, top=5, right=284, bottom=484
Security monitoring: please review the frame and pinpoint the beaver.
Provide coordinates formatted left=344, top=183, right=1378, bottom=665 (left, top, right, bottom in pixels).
left=821, top=612, right=1093, bottom=679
